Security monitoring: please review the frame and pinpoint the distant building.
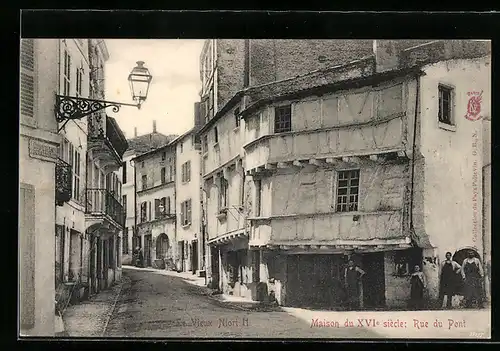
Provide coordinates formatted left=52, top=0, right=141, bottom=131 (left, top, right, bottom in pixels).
left=173, top=105, right=204, bottom=275
left=132, top=121, right=178, bottom=269
left=119, top=124, right=177, bottom=265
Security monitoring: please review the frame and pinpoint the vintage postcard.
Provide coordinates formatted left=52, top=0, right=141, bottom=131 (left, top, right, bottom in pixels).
left=19, top=38, right=491, bottom=339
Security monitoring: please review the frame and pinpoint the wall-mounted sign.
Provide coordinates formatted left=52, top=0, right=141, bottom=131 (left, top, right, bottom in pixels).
left=29, top=139, right=59, bottom=162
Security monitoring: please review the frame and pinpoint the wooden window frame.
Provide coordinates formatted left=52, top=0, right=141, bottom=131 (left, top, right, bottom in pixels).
left=214, top=126, right=219, bottom=144
left=122, top=161, right=127, bottom=184
left=438, top=84, right=454, bottom=126
left=335, top=169, right=360, bottom=213
left=161, top=167, right=166, bottom=184
left=72, top=149, right=81, bottom=202
left=219, top=177, right=229, bottom=210
left=274, top=105, right=292, bottom=133
left=122, top=194, right=127, bottom=216
left=63, top=49, right=71, bottom=96
left=140, top=202, right=147, bottom=222
left=181, top=199, right=192, bottom=226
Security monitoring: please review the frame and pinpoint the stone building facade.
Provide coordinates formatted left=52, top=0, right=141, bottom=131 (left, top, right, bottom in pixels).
left=198, top=39, right=491, bottom=308
left=174, top=122, right=204, bottom=275
left=20, top=38, right=60, bottom=336
left=119, top=126, right=177, bottom=265
left=133, top=128, right=178, bottom=269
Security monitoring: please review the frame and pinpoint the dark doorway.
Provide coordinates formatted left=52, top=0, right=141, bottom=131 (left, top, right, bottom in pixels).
left=144, top=234, right=152, bottom=267
left=96, top=238, right=102, bottom=291
left=210, top=247, right=220, bottom=289
left=103, top=239, right=109, bottom=289
left=90, top=235, right=96, bottom=294
left=178, top=242, right=185, bottom=271
left=192, top=240, right=198, bottom=274
left=286, top=255, right=344, bottom=308
left=453, top=248, right=481, bottom=266
left=362, top=252, right=386, bottom=309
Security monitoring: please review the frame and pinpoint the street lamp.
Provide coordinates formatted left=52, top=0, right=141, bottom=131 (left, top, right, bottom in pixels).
left=128, top=61, right=153, bottom=107
left=55, top=61, right=153, bottom=131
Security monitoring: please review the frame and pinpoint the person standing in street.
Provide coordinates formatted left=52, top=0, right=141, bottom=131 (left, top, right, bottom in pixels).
left=409, top=264, right=427, bottom=310
left=344, top=259, right=366, bottom=311
left=439, top=252, right=461, bottom=309
left=461, top=250, right=484, bottom=308
left=136, top=247, right=144, bottom=268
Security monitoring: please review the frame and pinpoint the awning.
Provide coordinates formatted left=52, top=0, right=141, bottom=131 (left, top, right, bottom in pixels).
left=252, top=237, right=412, bottom=253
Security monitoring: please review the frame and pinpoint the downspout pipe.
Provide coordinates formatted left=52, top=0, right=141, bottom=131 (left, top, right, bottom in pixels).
left=132, top=157, right=138, bottom=249
left=409, top=75, right=420, bottom=245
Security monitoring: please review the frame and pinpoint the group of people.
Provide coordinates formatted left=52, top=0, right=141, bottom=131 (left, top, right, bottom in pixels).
left=410, top=250, right=484, bottom=310
left=343, top=250, right=485, bottom=311
left=437, top=250, right=484, bottom=309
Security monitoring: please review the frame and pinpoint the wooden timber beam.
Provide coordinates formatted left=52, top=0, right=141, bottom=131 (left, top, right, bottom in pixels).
left=309, top=158, right=327, bottom=167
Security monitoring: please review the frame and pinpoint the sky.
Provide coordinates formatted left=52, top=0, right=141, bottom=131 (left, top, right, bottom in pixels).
left=104, top=39, right=205, bottom=139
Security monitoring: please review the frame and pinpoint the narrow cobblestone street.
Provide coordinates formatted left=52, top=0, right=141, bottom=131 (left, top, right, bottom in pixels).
left=104, top=267, right=382, bottom=338
left=61, top=267, right=490, bottom=339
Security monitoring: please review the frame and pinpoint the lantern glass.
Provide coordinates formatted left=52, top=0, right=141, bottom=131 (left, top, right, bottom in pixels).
left=128, top=61, right=152, bottom=104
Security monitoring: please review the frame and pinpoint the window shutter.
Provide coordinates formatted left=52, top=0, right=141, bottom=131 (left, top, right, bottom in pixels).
left=154, top=199, right=160, bottom=219
left=163, top=197, right=169, bottom=214
left=21, top=39, right=35, bottom=118
left=20, top=184, right=35, bottom=329
left=181, top=201, right=185, bottom=225
left=141, top=202, right=147, bottom=222
left=187, top=161, right=191, bottom=182
left=200, top=96, right=208, bottom=120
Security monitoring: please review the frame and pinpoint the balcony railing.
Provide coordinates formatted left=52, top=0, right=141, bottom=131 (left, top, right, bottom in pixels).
left=55, top=158, right=72, bottom=206
left=85, top=188, right=125, bottom=227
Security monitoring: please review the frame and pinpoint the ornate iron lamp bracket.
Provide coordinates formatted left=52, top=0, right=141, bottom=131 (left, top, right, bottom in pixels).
left=55, top=94, right=140, bottom=131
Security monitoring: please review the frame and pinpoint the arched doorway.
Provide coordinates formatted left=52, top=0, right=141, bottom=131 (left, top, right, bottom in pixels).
left=453, top=247, right=481, bottom=266
left=156, top=233, right=169, bottom=260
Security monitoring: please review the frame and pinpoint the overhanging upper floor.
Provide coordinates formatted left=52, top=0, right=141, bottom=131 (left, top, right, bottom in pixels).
left=248, top=210, right=410, bottom=252
left=87, top=114, right=128, bottom=173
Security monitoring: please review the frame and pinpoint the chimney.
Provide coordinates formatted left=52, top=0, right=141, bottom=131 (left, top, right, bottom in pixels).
left=134, top=127, right=137, bottom=137
left=373, top=40, right=401, bottom=73
left=153, top=120, right=157, bottom=133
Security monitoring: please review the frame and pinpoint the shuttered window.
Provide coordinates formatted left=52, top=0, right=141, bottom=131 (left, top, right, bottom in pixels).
left=140, top=202, right=147, bottom=222
left=20, top=39, right=35, bottom=118
left=164, top=197, right=170, bottom=214
left=181, top=199, right=192, bottom=226
left=155, top=198, right=161, bottom=219
left=20, top=184, right=35, bottom=329
left=63, top=50, right=71, bottom=96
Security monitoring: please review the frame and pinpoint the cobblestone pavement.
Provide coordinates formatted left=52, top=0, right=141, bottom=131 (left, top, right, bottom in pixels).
left=105, top=267, right=381, bottom=338
left=63, top=280, right=123, bottom=337
left=65, top=267, right=490, bottom=339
